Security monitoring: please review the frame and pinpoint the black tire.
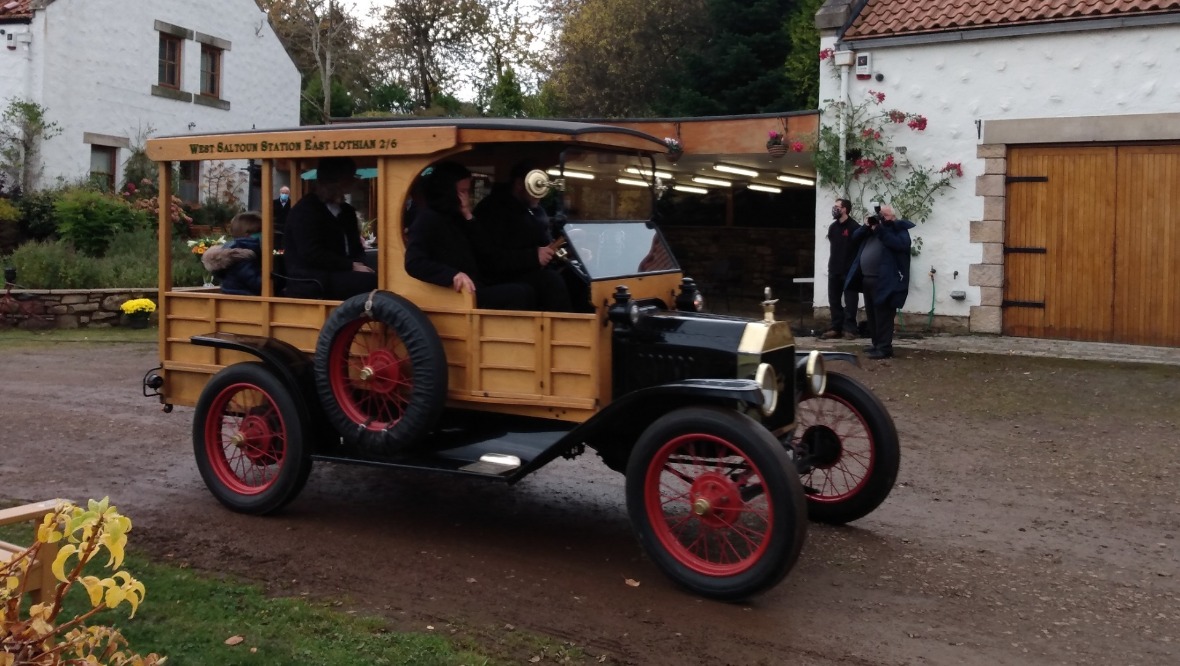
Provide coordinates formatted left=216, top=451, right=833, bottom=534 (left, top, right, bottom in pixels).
left=193, top=362, right=312, bottom=515
left=625, top=406, right=808, bottom=601
left=792, top=371, right=900, bottom=524
left=314, top=291, right=448, bottom=453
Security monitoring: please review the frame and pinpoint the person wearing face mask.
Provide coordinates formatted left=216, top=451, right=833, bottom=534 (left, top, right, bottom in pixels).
left=273, top=185, right=291, bottom=248
left=821, top=198, right=861, bottom=340
left=281, top=157, right=376, bottom=299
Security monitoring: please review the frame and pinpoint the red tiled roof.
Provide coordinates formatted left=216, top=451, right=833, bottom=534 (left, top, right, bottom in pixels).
left=0, top=0, right=34, bottom=21
left=844, top=0, right=1180, bottom=39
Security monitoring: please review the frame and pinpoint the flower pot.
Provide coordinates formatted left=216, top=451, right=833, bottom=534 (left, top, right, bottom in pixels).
left=767, top=144, right=788, bottom=158
left=125, top=314, right=151, bottom=329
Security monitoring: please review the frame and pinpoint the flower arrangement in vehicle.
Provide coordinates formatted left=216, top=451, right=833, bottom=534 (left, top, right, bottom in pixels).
left=186, top=235, right=226, bottom=258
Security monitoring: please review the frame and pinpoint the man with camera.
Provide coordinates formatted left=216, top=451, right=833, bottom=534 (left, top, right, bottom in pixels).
left=821, top=198, right=862, bottom=340
left=845, top=203, right=915, bottom=359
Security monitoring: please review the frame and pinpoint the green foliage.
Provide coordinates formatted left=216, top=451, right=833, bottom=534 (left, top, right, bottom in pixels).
left=0, top=197, right=21, bottom=254
left=364, top=82, right=415, bottom=115
left=301, top=74, right=355, bottom=124
left=549, top=0, right=709, bottom=117
left=15, top=189, right=59, bottom=240
left=808, top=87, right=961, bottom=226
left=0, top=97, right=62, bottom=192
left=782, top=0, right=824, bottom=109
left=657, top=0, right=795, bottom=115
left=486, top=65, right=526, bottom=117
left=3, top=227, right=206, bottom=289
left=54, top=189, right=150, bottom=257
left=4, top=239, right=104, bottom=288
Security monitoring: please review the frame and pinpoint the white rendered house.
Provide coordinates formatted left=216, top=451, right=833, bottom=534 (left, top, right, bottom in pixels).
left=0, top=0, right=299, bottom=198
left=813, top=0, right=1180, bottom=346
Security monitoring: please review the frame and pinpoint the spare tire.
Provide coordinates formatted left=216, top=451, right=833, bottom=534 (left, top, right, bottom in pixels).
left=314, top=291, right=448, bottom=453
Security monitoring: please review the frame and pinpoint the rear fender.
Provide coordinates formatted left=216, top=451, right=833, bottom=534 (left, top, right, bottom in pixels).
left=190, top=333, right=332, bottom=444
left=520, top=379, right=766, bottom=476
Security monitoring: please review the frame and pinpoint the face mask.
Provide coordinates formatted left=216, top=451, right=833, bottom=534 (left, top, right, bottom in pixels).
left=279, top=193, right=289, bottom=203
left=831, top=206, right=841, bottom=219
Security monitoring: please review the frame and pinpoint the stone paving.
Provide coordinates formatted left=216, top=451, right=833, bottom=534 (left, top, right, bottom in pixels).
left=798, top=332, right=1180, bottom=367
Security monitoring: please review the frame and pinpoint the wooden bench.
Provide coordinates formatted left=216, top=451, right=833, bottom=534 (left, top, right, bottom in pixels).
left=0, top=499, right=65, bottom=605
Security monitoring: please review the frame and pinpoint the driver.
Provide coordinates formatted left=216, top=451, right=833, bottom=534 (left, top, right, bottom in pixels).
left=471, top=160, right=572, bottom=312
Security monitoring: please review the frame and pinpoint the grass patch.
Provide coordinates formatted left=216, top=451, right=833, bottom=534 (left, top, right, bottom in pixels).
left=0, top=523, right=501, bottom=666
left=0, top=326, right=157, bottom=347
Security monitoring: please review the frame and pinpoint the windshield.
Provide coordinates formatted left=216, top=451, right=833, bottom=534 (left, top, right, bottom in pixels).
left=562, top=221, right=679, bottom=280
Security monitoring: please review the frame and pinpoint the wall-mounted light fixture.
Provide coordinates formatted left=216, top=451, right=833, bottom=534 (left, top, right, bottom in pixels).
left=624, top=167, right=672, bottom=179
left=692, top=176, right=733, bottom=187
left=712, top=164, right=759, bottom=178
left=673, top=184, right=708, bottom=194
left=187, top=122, right=197, bottom=130
left=549, top=169, right=595, bottom=180
left=747, top=184, right=782, bottom=194
left=776, top=174, right=815, bottom=186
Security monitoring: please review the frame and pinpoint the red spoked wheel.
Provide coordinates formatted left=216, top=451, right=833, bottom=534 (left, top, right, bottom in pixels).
left=626, top=407, right=807, bottom=601
left=791, top=371, right=900, bottom=525
left=327, top=318, right=414, bottom=432
left=645, top=433, right=773, bottom=577
left=193, top=363, right=311, bottom=515
left=315, top=292, right=447, bottom=454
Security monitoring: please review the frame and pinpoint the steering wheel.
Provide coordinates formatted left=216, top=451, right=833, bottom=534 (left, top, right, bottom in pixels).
left=550, top=234, right=591, bottom=283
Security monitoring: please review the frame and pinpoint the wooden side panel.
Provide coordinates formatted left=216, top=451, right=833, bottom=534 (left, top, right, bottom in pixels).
left=1113, top=145, right=1180, bottom=346
left=1005, top=146, right=1116, bottom=341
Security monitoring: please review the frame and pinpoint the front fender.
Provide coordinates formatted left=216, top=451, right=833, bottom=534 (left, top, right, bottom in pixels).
left=515, top=379, right=766, bottom=476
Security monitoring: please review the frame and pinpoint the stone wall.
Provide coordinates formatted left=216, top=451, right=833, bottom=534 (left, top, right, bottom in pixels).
left=0, top=289, right=157, bottom=330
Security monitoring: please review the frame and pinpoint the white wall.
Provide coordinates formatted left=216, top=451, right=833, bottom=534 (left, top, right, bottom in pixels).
left=813, top=22, right=1180, bottom=319
left=26, top=0, right=299, bottom=189
left=0, top=23, right=34, bottom=106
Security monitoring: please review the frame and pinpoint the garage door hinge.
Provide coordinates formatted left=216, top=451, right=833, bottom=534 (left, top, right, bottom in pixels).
left=1006, top=175, right=1049, bottom=183
left=1002, top=300, right=1046, bottom=309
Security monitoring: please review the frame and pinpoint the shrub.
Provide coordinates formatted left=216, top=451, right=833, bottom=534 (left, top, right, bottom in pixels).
left=0, top=197, right=20, bottom=254
left=16, top=188, right=59, bottom=240
left=54, top=189, right=149, bottom=257
left=0, top=498, right=163, bottom=665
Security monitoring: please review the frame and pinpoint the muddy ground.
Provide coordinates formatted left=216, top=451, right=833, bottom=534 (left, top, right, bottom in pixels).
left=1, top=341, right=1178, bottom=665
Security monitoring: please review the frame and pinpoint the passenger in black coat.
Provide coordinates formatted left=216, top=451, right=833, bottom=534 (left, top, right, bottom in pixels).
left=281, top=157, right=376, bottom=299
left=404, top=161, right=536, bottom=310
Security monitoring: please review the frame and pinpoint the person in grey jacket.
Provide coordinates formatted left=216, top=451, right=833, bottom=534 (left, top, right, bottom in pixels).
left=844, top=204, right=915, bottom=359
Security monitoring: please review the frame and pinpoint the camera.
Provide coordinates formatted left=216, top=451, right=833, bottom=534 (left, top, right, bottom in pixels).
left=871, top=201, right=881, bottom=214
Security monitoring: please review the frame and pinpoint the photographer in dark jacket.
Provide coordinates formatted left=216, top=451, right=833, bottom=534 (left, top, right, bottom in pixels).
left=404, top=161, right=536, bottom=310
left=282, top=157, right=376, bottom=299
left=845, top=204, right=914, bottom=359
left=821, top=198, right=861, bottom=340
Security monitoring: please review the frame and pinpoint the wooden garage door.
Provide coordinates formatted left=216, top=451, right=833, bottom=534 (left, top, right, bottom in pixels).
left=1005, top=145, right=1180, bottom=346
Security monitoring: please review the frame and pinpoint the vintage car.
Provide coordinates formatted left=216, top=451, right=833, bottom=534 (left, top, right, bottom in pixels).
left=142, top=119, right=899, bottom=600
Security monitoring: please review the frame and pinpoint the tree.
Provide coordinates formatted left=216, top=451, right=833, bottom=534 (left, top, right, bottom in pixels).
left=468, top=0, right=547, bottom=113
left=657, top=0, right=797, bottom=116
left=486, top=65, right=526, bottom=117
left=258, top=0, right=364, bottom=123
left=546, top=0, right=709, bottom=117
left=369, top=0, right=488, bottom=109
left=0, top=98, right=62, bottom=192
left=300, top=73, right=356, bottom=124
left=782, top=0, right=824, bottom=109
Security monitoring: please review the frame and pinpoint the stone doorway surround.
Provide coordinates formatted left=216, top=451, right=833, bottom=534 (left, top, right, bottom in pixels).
left=968, top=111, right=1180, bottom=335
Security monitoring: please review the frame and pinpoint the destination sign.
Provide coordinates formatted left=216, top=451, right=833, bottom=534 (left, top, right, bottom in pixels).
left=187, top=137, right=399, bottom=155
